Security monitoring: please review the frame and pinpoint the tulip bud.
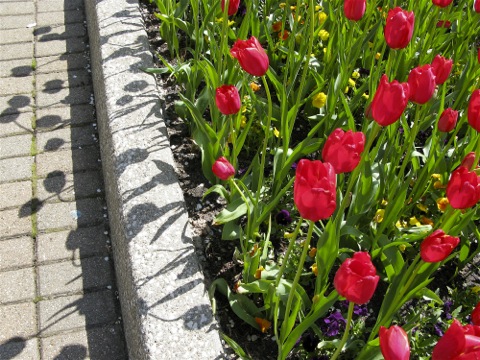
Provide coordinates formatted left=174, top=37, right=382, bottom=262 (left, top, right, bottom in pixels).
left=343, top=0, right=366, bottom=21
left=467, top=89, right=480, bottom=132
left=460, top=152, right=479, bottom=170
left=432, top=0, right=453, bottom=7
left=221, top=0, right=240, bottom=16
left=384, top=7, right=415, bottom=49
left=212, top=157, right=235, bottom=180
left=370, top=74, right=410, bottom=126
left=437, top=108, right=458, bottom=132
left=446, top=166, right=480, bottom=209
left=230, top=36, right=269, bottom=77
left=322, top=128, right=366, bottom=174
left=380, top=325, right=411, bottom=360
left=431, top=55, right=453, bottom=85
left=420, top=229, right=460, bottom=263
left=215, top=85, right=241, bottom=115
left=407, top=64, right=436, bottom=104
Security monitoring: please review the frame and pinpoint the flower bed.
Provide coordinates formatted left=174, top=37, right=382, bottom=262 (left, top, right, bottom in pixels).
left=142, top=0, right=480, bottom=358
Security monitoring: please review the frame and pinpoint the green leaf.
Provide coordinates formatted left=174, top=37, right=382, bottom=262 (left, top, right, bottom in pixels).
left=220, top=333, right=252, bottom=360
left=214, top=196, right=250, bottom=225
left=417, top=288, right=443, bottom=305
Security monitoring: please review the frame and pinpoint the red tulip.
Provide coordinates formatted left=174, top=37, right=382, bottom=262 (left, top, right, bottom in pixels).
left=344, top=0, right=366, bottom=21
left=460, top=152, right=479, bottom=170
left=322, top=128, right=366, bottom=174
left=215, top=85, right=241, bottom=115
left=437, top=108, right=458, bottom=132
left=333, top=252, right=379, bottom=304
left=230, top=36, right=269, bottom=77
left=431, top=55, right=453, bottom=85
left=475, top=0, right=480, bottom=13
left=407, top=64, right=436, bottom=104
left=472, top=303, right=480, bottom=326
left=436, top=20, right=452, bottom=28
left=420, top=229, right=460, bottom=263
left=432, top=319, right=480, bottom=360
left=221, top=0, right=240, bottom=16
left=370, top=74, right=410, bottom=126
left=446, top=166, right=480, bottom=209
left=468, top=89, right=480, bottom=132
left=384, top=7, right=415, bottom=49
left=432, top=0, right=453, bottom=7
left=293, top=159, right=336, bottom=221
left=379, top=325, right=411, bottom=360
left=212, top=157, right=235, bottom=180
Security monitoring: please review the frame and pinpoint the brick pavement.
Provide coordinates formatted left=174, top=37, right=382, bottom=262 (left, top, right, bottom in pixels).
left=0, top=0, right=127, bottom=358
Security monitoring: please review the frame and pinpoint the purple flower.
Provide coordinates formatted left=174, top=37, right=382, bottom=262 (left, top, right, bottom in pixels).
left=321, top=311, right=346, bottom=337
left=291, top=162, right=298, bottom=170
left=434, top=323, right=444, bottom=337
left=443, top=300, right=453, bottom=320
left=353, top=304, right=369, bottom=317
left=275, top=210, right=292, bottom=225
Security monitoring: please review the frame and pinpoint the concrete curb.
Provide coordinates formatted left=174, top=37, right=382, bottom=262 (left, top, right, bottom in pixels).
left=84, top=0, right=225, bottom=358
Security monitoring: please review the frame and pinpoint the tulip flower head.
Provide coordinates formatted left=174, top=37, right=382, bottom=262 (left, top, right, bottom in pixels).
left=431, top=55, right=453, bottom=85
left=407, top=64, right=436, bottom=104
left=293, top=159, right=337, bottom=221
left=460, top=152, right=479, bottom=170
left=333, top=251, right=379, bottom=304
left=322, top=128, right=366, bottom=174
left=446, top=166, right=480, bottom=209
left=437, top=108, right=458, bottom=132
left=215, top=85, right=241, bottom=115
left=432, top=319, right=480, bottom=360
left=212, top=157, right=235, bottom=180
left=475, top=0, right=480, bottom=13
left=384, top=7, right=415, bottom=49
left=370, top=74, right=410, bottom=126
left=379, top=325, right=411, bottom=360
left=343, top=0, right=366, bottom=21
left=230, top=36, right=269, bottom=77
left=221, top=0, right=240, bottom=16
left=420, top=229, right=460, bottom=263
left=467, top=89, right=480, bottom=132
left=432, top=0, right=453, bottom=7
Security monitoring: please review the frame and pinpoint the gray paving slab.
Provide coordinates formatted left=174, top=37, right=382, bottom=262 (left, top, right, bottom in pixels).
left=0, top=208, right=32, bottom=239
left=0, top=181, right=32, bottom=209
left=37, top=225, right=108, bottom=263
left=36, top=197, right=104, bottom=231
left=0, top=111, right=34, bottom=136
left=0, top=15, right=35, bottom=30
left=0, top=156, right=33, bottom=182
left=0, top=337, right=39, bottom=360
left=0, top=2, right=35, bottom=15
left=0, top=28, right=34, bottom=44
left=0, top=267, right=35, bottom=303
left=0, top=236, right=34, bottom=270
left=37, top=70, right=91, bottom=93
left=0, top=75, right=33, bottom=96
left=37, top=9, right=85, bottom=27
left=0, top=133, right=32, bottom=158
left=38, top=291, right=118, bottom=336
left=36, top=53, right=89, bottom=74
left=0, top=302, right=36, bottom=342
left=37, top=170, right=103, bottom=203
left=36, top=146, right=100, bottom=177
left=40, top=325, right=126, bottom=360
left=0, top=42, right=33, bottom=61
left=36, top=104, right=95, bottom=130
left=36, top=85, right=92, bottom=108
left=0, top=58, right=34, bottom=78
left=35, top=37, right=86, bottom=58
left=36, top=23, right=87, bottom=42
left=36, top=125, right=97, bottom=153
left=0, top=94, right=33, bottom=115
left=37, top=0, right=84, bottom=13
left=38, top=256, right=112, bottom=296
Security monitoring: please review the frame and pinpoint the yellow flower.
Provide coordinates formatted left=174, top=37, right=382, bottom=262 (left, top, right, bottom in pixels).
left=398, top=244, right=406, bottom=252
left=273, top=127, right=280, bottom=138
left=344, top=86, right=349, bottom=93
left=284, top=232, right=295, bottom=238
left=434, top=180, right=445, bottom=189
left=311, top=263, right=318, bottom=276
left=374, top=209, right=385, bottom=223
left=290, top=5, right=296, bottom=10
left=432, top=173, right=442, bottom=180
left=312, top=92, right=327, bottom=108
left=436, top=197, right=449, bottom=212
left=348, top=78, right=356, bottom=87
left=250, top=82, right=260, bottom=92
left=381, top=199, right=388, bottom=206
left=315, top=5, right=323, bottom=11
left=416, top=203, right=428, bottom=213
left=351, top=71, right=360, bottom=79
left=254, top=266, right=264, bottom=279
left=375, top=52, right=381, bottom=60
left=309, top=247, right=317, bottom=258
left=240, top=116, right=247, bottom=128
left=396, top=220, right=407, bottom=228
left=362, top=93, right=370, bottom=100
left=279, top=2, right=286, bottom=8
left=318, top=12, right=327, bottom=24
left=319, top=29, right=329, bottom=41
left=255, top=317, right=272, bottom=333
left=420, top=216, right=434, bottom=226
left=409, top=216, right=421, bottom=226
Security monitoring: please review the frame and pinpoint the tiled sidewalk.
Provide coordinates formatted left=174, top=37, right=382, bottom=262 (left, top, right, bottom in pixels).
left=0, top=0, right=127, bottom=358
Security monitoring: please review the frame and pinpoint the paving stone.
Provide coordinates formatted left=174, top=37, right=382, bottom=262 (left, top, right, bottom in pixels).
left=40, top=325, right=126, bottom=360
left=0, top=236, right=34, bottom=270
left=36, top=125, right=96, bottom=153
left=0, top=58, right=33, bottom=78
left=0, top=94, right=33, bottom=115
left=36, top=147, right=100, bottom=177
left=0, top=42, right=33, bottom=61
left=37, top=0, right=84, bottom=13
left=37, top=225, right=108, bottom=263
left=0, top=156, right=33, bottom=182
left=0, top=2, right=35, bottom=15
left=37, top=170, right=103, bottom=202
left=0, top=180, right=32, bottom=209
left=36, top=85, right=92, bottom=108
left=0, top=337, right=39, bottom=360
left=0, top=267, right=35, bottom=303
left=35, top=37, right=86, bottom=58
left=0, top=15, right=35, bottom=30
left=36, top=104, right=95, bottom=130
left=0, top=111, right=34, bottom=136
left=37, top=9, right=85, bottom=27
left=36, top=23, right=86, bottom=42
left=0, top=28, right=34, bottom=44
left=38, top=256, right=112, bottom=296
left=0, top=133, right=32, bottom=158
left=0, top=208, right=32, bottom=239
left=0, top=302, right=36, bottom=342
left=36, top=197, right=104, bottom=231
left=38, top=291, right=118, bottom=336
left=36, top=53, right=89, bottom=74
left=0, top=75, right=33, bottom=96
left=36, top=70, right=91, bottom=93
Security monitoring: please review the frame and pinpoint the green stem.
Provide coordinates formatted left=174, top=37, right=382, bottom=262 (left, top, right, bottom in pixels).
left=216, top=0, right=230, bottom=77
left=229, top=178, right=252, bottom=254
left=331, top=301, right=355, bottom=360
left=274, top=219, right=303, bottom=288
